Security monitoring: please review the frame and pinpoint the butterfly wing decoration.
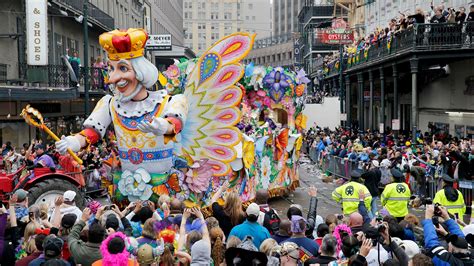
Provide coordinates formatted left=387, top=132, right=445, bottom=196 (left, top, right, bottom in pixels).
left=175, top=33, right=255, bottom=176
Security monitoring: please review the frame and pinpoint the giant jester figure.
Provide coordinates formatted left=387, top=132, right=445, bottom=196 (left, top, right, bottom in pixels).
left=56, top=28, right=255, bottom=202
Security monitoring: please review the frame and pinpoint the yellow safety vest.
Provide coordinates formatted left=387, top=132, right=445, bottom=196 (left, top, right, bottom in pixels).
left=332, top=181, right=372, bottom=215
left=433, top=188, right=466, bottom=219
left=381, top=182, right=411, bottom=218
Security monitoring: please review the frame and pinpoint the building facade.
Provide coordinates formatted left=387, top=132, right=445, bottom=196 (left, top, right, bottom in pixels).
left=322, top=22, right=474, bottom=137
left=273, top=0, right=304, bottom=37
left=183, top=0, right=272, bottom=56
left=299, top=2, right=344, bottom=78
left=245, top=0, right=303, bottom=68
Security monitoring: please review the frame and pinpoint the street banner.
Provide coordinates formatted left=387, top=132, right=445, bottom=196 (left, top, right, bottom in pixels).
left=26, top=0, right=48, bottom=65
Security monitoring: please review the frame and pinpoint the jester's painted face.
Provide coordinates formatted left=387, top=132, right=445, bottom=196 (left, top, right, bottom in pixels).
left=107, top=59, right=139, bottom=98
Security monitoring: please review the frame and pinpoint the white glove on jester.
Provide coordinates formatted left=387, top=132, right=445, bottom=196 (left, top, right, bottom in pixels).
left=55, top=135, right=81, bottom=155
left=137, top=117, right=171, bottom=136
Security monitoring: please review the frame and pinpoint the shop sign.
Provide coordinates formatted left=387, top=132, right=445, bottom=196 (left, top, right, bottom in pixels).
left=146, top=34, right=172, bottom=51
left=26, top=0, right=48, bottom=65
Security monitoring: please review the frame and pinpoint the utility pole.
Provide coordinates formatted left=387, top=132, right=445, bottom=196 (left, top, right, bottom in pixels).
left=339, top=44, right=344, bottom=127
left=83, top=1, right=90, bottom=115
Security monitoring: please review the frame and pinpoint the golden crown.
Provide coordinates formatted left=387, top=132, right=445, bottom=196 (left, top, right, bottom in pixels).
left=99, top=28, right=148, bottom=60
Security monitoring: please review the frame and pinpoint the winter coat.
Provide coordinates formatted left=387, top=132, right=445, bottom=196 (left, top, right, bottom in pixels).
left=423, top=218, right=473, bottom=265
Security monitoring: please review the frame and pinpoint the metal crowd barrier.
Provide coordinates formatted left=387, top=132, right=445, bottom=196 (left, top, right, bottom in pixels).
left=320, top=154, right=473, bottom=213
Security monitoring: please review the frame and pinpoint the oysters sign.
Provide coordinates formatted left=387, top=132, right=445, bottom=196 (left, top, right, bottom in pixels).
left=26, top=0, right=48, bottom=65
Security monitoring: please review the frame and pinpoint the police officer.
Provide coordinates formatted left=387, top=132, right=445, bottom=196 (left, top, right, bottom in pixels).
left=332, top=169, right=372, bottom=215
left=433, top=174, right=466, bottom=219
left=381, top=168, right=411, bottom=222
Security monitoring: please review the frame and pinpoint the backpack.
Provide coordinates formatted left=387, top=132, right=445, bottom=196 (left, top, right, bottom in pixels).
left=260, top=207, right=281, bottom=235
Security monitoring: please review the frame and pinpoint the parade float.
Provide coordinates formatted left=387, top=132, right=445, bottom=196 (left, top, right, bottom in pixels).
left=21, top=28, right=309, bottom=208
left=160, top=59, right=309, bottom=204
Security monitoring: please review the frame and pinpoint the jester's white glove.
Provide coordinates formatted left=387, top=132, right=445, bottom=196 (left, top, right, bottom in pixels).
left=137, top=117, right=171, bottom=136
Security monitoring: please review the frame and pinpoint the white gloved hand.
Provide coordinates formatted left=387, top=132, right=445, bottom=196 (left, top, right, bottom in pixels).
left=137, top=117, right=171, bottom=136
left=55, top=135, right=81, bottom=155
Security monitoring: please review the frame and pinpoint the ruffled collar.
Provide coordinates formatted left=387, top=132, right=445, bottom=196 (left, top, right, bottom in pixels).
left=112, top=90, right=167, bottom=117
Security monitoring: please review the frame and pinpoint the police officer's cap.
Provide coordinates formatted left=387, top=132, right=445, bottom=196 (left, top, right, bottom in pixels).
left=390, top=168, right=404, bottom=180
left=350, top=169, right=362, bottom=179
left=442, top=174, right=455, bottom=183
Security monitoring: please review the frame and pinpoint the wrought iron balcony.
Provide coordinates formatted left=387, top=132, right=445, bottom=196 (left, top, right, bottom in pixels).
left=19, top=63, right=71, bottom=88
left=322, top=22, right=474, bottom=77
left=52, top=0, right=114, bottom=31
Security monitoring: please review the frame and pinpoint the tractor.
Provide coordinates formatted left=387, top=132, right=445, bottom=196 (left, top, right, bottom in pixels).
left=0, top=154, right=99, bottom=208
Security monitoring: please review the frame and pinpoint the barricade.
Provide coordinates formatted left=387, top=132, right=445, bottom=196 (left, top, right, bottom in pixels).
left=320, top=154, right=473, bottom=213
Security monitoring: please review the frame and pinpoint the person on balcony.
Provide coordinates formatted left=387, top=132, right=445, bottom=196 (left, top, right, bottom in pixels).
left=66, top=49, right=81, bottom=87
left=408, top=7, right=426, bottom=25
left=467, top=5, right=474, bottom=21
left=431, top=8, right=447, bottom=23
left=455, top=7, right=467, bottom=24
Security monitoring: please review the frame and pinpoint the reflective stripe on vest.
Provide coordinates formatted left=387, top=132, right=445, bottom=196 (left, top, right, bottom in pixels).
left=445, top=205, right=465, bottom=209
left=386, top=197, right=410, bottom=201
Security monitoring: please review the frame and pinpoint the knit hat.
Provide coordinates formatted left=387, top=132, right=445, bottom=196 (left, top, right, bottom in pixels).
left=14, top=189, right=28, bottom=202
left=43, top=235, right=64, bottom=258
left=447, top=234, right=468, bottom=249
left=105, top=214, right=120, bottom=230
left=190, top=239, right=211, bottom=266
left=61, top=213, right=77, bottom=229
left=137, top=244, right=156, bottom=265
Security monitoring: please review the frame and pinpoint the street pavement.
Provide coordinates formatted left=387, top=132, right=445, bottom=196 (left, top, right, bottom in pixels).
left=269, top=155, right=343, bottom=219
left=269, top=155, right=427, bottom=221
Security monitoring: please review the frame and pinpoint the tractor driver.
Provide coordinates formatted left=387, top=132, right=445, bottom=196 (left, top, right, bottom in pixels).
left=32, top=143, right=55, bottom=169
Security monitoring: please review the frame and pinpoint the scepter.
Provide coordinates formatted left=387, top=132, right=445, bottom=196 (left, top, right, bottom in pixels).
left=21, top=104, right=83, bottom=165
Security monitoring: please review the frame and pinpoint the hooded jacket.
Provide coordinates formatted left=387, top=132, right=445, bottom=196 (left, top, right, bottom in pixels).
left=423, top=218, right=473, bottom=266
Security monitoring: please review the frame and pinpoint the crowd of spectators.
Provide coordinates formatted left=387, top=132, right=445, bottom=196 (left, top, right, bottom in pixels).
left=0, top=120, right=472, bottom=265
left=1, top=165, right=473, bottom=265
left=321, top=4, right=474, bottom=76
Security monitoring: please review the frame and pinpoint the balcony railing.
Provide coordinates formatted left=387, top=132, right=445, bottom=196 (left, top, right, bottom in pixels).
left=14, top=64, right=107, bottom=91
left=322, top=22, right=474, bottom=77
left=80, top=67, right=108, bottom=91
left=20, top=64, right=71, bottom=87
left=52, top=0, right=114, bottom=31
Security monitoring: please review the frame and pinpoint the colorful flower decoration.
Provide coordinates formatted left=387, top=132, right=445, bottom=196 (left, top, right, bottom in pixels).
left=185, top=159, right=213, bottom=193
left=250, top=66, right=267, bottom=89
left=164, top=64, right=180, bottom=79
left=295, top=68, right=310, bottom=85
left=263, top=69, right=291, bottom=103
left=117, top=168, right=153, bottom=201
